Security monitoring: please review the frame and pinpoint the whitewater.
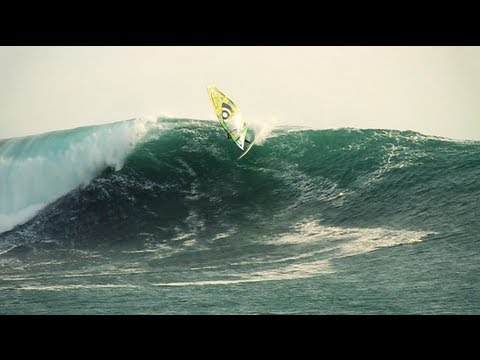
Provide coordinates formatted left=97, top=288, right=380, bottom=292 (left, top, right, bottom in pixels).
left=1, top=117, right=479, bottom=314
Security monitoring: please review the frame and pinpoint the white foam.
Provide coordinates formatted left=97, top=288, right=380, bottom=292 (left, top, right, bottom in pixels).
left=152, top=259, right=333, bottom=287
left=0, top=118, right=154, bottom=234
left=269, top=219, right=431, bottom=256
left=248, top=115, right=278, bottom=145
left=154, top=223, right=430, bottom=287
left=19, top=284, right=139, bottom=291
left=212, top=227, right=238, bottom=241
left=0, top=202, right=46, bottom=234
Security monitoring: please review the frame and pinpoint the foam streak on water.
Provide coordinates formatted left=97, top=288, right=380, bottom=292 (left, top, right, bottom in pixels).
left=0, top=117, right=479, bottom=314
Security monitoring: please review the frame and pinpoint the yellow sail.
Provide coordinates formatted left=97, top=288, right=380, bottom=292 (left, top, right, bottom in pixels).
left=207, top=84, right=248, bottom=151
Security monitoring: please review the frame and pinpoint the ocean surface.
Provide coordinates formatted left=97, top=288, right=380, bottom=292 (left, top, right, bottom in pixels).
left=1, top=117, right=479, bottom=314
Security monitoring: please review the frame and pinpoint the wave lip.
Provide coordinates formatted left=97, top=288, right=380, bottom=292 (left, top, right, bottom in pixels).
left=0, top=118, right=153, bottom=234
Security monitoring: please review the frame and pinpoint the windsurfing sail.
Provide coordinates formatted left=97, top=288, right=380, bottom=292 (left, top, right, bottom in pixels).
left=207, top=84, right=248, bottom=151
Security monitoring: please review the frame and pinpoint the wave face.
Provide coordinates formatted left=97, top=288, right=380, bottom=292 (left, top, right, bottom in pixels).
left=0, top=119, right=152, bottom=234
left=1, top=117, right=480, bottom=314
left=1, top=118, right=479, bottom=249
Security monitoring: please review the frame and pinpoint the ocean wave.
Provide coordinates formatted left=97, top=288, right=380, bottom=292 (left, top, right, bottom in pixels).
left=1, top=117, right=479, bottom=250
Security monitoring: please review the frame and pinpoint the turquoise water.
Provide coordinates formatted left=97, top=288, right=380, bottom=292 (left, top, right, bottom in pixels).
left=1, top=118, right=479, bottom=314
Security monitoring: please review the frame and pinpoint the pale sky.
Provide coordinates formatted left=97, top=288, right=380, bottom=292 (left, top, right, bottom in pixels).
left=1, top=46, right=479, bottom=140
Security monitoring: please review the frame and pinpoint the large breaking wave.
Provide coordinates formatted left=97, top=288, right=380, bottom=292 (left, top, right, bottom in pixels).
left=1, top=117, right=479, bottom=253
